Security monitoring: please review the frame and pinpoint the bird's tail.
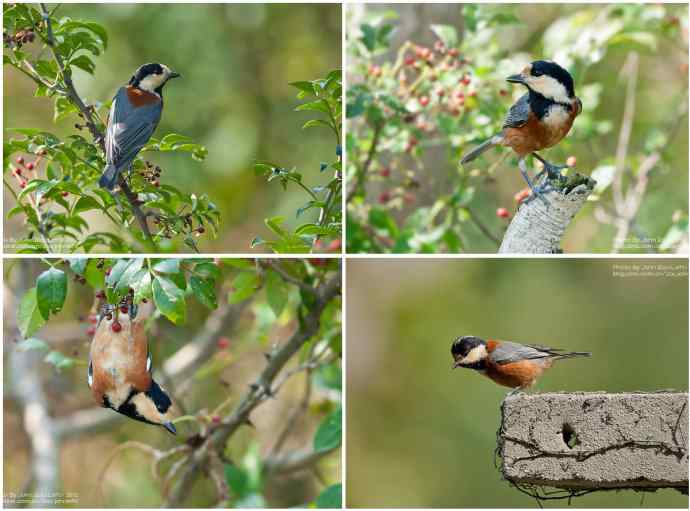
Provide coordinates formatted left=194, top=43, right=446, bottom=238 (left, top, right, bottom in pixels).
left=99, top=164, right=119, bottom=190
left=553, top=350, right=591, bottom=361
left=460, top=135, right=502, bottom=165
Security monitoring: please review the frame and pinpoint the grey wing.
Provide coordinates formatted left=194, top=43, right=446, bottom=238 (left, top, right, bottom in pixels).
left=489, top=341, right=551, bottom=365
left=105, top=87, right=161, bottom=170
left=502, top=93, right=530, bottom=129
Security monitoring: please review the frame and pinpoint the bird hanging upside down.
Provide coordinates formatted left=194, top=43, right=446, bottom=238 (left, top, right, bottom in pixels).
left=460, top=60, right=582, bottom=204
left=88, top=299, right=176, bottom=433
left=451, top=336, right=590, bottom=394
left=99, top=62, right=181, bottom=190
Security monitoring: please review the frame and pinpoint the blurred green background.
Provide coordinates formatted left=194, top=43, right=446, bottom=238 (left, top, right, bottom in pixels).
left=346, top=3, right=688, bottom=253
left=4, top=3, right=341, bottom=252
left=346, top=258, right=688, bottom=507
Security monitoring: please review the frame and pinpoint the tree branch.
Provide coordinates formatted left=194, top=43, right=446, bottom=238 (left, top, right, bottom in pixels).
left=38, top=3, right=155, bottom=249
left=499, top=174, right=595, bottom=254
left=164, top=269, right=342, bottom=507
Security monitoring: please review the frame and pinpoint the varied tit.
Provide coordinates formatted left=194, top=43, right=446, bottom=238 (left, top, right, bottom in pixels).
left=460, top=60, right=582, bottom=204
left=99, top=62, right=181, bottom=190
left=451, top=336, right=590, bottom=392
left=88, top=302, right=176, bottom=433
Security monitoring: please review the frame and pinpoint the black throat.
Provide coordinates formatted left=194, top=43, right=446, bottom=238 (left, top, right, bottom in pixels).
left=461, top=360, right=487, bottom=371
left=528, top=89, right=571, bottom=120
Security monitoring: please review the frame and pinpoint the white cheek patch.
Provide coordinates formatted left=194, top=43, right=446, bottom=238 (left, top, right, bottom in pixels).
left=531, top=75, right=570, bottom=103
left=460, top=344, right=488, bottom=365
left=138, top=73, right=165, bottom=93
left=543, top=104, right=571, bottom=128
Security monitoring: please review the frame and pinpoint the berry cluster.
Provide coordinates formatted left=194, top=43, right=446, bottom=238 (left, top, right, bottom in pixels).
left=3, top=27, right=36, bottom=48
left=10, top=149, right=47, bottom=190
left=140, top=161, right=162, bottom=187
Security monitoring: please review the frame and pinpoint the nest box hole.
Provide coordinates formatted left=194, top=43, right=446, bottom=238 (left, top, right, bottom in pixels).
left=562, top=423, right=578, bottom=449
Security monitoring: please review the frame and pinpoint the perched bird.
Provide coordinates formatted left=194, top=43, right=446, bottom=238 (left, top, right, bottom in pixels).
left=99, top=62, right=181, bottom=190
left=451, top=336, right=590, bottom=393
left=460, top=60, right=582, bottom=203
left=88, top=301, right=176, bottom=433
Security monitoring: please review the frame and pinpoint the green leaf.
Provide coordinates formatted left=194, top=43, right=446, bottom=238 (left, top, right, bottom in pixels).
left=106, top=259, right=132, bottom=288
left=131, top=269, right=153, bottom=303
left=69, top=54, right=96, bottom=74
left=295, top=99, right=330, bottom=115
left=153, top=276, right=186, bottom=324
left=430, top=24, right=458, bottom=47
left=224, top=464, right=250, bottom=499
left=265, top=270, right=288, bottom=317
left=116, top=258, right=144, bottom=295
left=314, top=406, right=342, bottom=452
left=72, top=195, right=101, bottom=215
left=36, top=267, right=67, bottom=320
left=316, top=484, right=342, bottom=509
left=44, top=350, right=75, bottom=371
left=229, top=272, right=259, bottom=304
left=194, top=262, right=220, bottom=280
left=153, top=259, right=180, bottom=274
left=17, top=288, right=46, bottom=338
left=17, top=337, right=50, bottom=352
left=84, top=259, right=106, bottom=289
left=68, top=258, right=87, bottom=275
left=190, top=276, right=217, bottom=309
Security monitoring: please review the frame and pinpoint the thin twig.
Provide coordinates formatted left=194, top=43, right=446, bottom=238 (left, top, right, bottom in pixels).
left=38, top=3, right=156, bottom=249
left=267, top=260, right=318, bottom=295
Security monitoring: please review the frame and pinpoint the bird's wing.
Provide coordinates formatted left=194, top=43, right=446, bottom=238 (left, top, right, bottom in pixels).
left=502, top=93, right=530, bottom=129
left=489, top=341, right=552, bottom=365
left=105, top=87, right=162, bottom=170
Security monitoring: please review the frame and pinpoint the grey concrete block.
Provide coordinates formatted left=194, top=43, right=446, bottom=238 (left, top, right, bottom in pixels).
left=499, top=392, right=688, bottom=490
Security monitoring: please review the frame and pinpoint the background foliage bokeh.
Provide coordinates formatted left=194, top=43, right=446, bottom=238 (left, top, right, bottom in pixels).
left=346, top=258, right=688, bottom=507
left=346, top=3, right=688, bottom=253
left=4, top=3, right=341, bottom=252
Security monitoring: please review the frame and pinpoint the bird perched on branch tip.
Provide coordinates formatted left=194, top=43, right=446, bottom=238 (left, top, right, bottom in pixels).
left=99, top=62, right=180, bottom=190
left=460, top=60, right=582, bottom=205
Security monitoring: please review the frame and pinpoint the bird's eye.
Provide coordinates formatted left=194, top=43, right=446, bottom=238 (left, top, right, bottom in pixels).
left=532, top=70, right=543, bottom=77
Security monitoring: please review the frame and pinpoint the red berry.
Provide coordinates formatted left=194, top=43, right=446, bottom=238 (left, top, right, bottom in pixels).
left=217, top=337, right=230, bottom=349
left=153, top=180, right=160, bottom=187
left=12, top=168, right=22, bottom=176
left=61, top=191, right=69, bottom=197
left=311, top=258, right=327, bottom=267
left=328, top=238, right=342, bottom=252
left=514, top=188, right=531, bottom=203
left=404, top=192, right=416, bottom=205
left=96, top=290, right=106, bottom=299
left=88, top=315, right=97, bottom=324
left=15, top=156, right=24, bottom=165
left=566, top=156, right=577, bottom=167
left=86, top=326, right=96, bottom=336
left=448, top=48, right=459, bottom=58
left=496, top=207, right=510, bottom=219
left=19, top=181, right=26, bottom=189
left=368, top=64, right=382, bottom=77
left=120, top=305, right=128, bottom=314
left=454, top=90, right=464, bottom=100
left=435, top=88, right=445, bottom=98
left=462, top=76, right=471, bottom=86
left=378, top=191, right=391, bottom=204
left=379, top=167, right=391, bottom=178
left=419, top=96, right=430, bottom=107
left=313, top=239, right=324, bottom=251
left=468, top=90, right=477, bottom=98
left=404, top=56, right=415, bottom=66
left=111, top=321, right=122, bottom=333
left=211, top=415, right=221, bottom=424
left=26, top=162, right=34, bottom=170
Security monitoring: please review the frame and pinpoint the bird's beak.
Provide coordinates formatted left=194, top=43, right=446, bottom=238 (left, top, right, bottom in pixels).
left=163, top=421, right=177, bottom=434
left=169, top=71, right=181, bottom=79
left=506, top=73, right=526, bottom=85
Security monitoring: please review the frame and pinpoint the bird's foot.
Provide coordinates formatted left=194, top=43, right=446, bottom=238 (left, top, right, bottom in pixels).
left=519, top=160, right=551, bottom=207
left=506, top=387, right=525, bottom=398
